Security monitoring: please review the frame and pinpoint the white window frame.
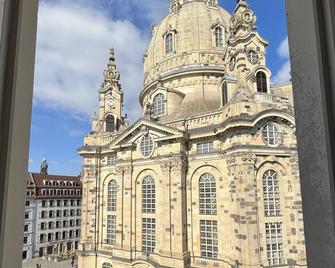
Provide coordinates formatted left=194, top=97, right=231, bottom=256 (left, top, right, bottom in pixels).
left=140, top=134, right=154, bottom=158
left=262, top=122, right=282, bottom=147
left=200, top=220, right=218, bottom=259
left=197, top=141, right=214, bottom=154
left=107, top=180, right=117, bottom=212
left=199, top=173, right=217, bottom=215
left=106, top=154, right=117, bottom=166
left=142, top=218, right=156, bottom=253
left=263, top=170, right=281, bottom=216
left=152, top=93, right=166, bottom=118
left=107, top=215, right=116, bottom=245
left=214, top=26, right=223, bottom=47
left=142, top=176, right=156, bottom=214
left=265, top=222, right=284, bottom=266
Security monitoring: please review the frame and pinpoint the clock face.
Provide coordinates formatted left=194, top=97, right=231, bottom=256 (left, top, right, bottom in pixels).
left=248, top=50, right=259, bottom=64
left=107, top=98, right=115, bottom=108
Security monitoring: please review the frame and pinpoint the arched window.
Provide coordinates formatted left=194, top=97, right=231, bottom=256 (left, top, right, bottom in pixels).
left=222, top=82, right=228, bottom=106
left=105, top=114, right=115, bottom=132
left=165, top=33, right=173, bottom=54
left=199, top=173, right=217, bottom=215
left=263, top=170, right=281, bottom=216
left=215, top=27, right=223, bottom=47
left=153, top=93, right=166, bottom=117
left=142, top=176, right=155, bottom=213
left=107, top=180, right=117, bottom=211
left=102, top=263, right=112, bottom=268
left=256, top=71, right=267, bottom=93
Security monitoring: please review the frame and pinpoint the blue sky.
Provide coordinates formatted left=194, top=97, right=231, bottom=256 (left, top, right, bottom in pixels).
left=28, top=0, right=290, bottom=175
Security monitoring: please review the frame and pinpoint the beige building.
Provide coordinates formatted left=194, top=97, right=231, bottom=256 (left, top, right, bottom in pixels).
left=78, top=0, right=307, bottom=267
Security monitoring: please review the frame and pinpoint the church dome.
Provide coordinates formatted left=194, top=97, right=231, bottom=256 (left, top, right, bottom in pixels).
left=143, top=0, right=231, bottom=88
left=140, top=0, right=236, bottom=121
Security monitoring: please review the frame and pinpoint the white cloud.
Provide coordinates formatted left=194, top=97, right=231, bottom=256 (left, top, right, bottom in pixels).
left=272, top=37, right=291, bottom=84
left=34, top=1, right=151, bottom=120
left=277, top=37, right=289, bottom=59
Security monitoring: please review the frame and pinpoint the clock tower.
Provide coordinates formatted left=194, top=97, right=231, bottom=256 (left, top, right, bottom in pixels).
left=95, top=49, right=125, bottom=134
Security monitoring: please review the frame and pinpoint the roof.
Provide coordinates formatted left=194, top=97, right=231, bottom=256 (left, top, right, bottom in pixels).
left=28, top=172, right=82, bottom=188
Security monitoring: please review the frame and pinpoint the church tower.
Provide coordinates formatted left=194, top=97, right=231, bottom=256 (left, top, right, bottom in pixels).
left=78, top=1, right=306, bottom=268
left=92, top=49, right=126, bottom=135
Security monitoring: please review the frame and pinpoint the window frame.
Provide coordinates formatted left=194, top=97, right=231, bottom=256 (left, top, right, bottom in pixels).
left=165, top=32, right=174, bottom=55
left=200, top=220, right=218, bottom=259
left=142, top=175, right=156, bottom=214
left=256, top=71, right=268, bottom=93
left=152, top=93, right=166, bottom=118
left=140, top=134, right=154, bottom=158
left=107, top=179, right=117, bottom=212
left=105, top=113, right=115, bottom=132
left=142, top=217, right=156, bottom=253
left=196, top=141, right=214, bottom=154
left=262, top=170, right=281, bottom=217
left=199, top=173, right=217, bottom=215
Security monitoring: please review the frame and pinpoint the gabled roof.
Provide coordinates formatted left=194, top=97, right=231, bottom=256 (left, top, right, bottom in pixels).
left=29, top=172, right=81, bottom=188
left=104, top=117, right=188, bottom=150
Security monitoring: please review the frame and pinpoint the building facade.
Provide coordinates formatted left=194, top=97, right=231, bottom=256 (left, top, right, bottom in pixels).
left=22, top=158, right=82, bottom=261
left=78, top=0, right=307, bottom=267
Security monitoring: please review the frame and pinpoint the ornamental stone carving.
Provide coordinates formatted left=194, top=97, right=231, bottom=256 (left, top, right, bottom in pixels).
left=82, top=167, right=98, bottom=183
left=116, top=165, right=133, bottom=175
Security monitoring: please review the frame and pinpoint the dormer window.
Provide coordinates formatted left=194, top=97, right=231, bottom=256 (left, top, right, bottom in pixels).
left=215, top=27, right=223, bottom=47
left=153, top=93, right=166, bottom=117
left=165, top=33, right=174, bottom=54
left=256, top=71, right=267, bottom=93
left=105, top=114, right=115, bottom=132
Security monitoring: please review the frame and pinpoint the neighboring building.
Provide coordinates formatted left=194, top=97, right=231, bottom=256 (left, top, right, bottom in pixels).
left=78, top=1, right=307, bottom=267
left=22, top=157, right=82, bottom=260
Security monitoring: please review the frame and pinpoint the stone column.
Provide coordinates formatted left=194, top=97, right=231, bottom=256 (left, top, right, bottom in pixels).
left=118, top=165, right=133, bottom=258
left=226, top=153, right=260, bottom=268
left=159, top=161, right=173, bottom=259
left=169, top=156, right=190, bottom=266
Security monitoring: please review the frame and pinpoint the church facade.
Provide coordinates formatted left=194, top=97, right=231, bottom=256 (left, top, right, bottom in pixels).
left=78, top=1, right=307, bottom=267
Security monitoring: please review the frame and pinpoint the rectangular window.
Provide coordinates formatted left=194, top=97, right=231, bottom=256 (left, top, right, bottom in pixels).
left=24, top=224, right=29, bottom=232
left=23, top=236, right=28, bottom=244
left=25, top=201, right=30, bottom=207
left=197, top=142, right=214, bottom=154
left=266, top=222, right=284, bottom=266
left=40, top=234, right=44, bottom=243
left=263, top=170, right=281, bottom=216
left=107, top=215, right=116, bottom=245
left=47, top=233, right=52, bottom=242
left=42, top=200, right=47, bottom=207
left=25, top=212, right=29, bottom=219
left=107, top=155, right=117, bottom=166
left=200, top=220, right=218, bottom=259
left=142, top=218, right=156, bottom=253
left=49, top=211, right=54, bottom=218
left=57, top=200, right=62, bottom=207
left=41, top=211, right=46, bottom=219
